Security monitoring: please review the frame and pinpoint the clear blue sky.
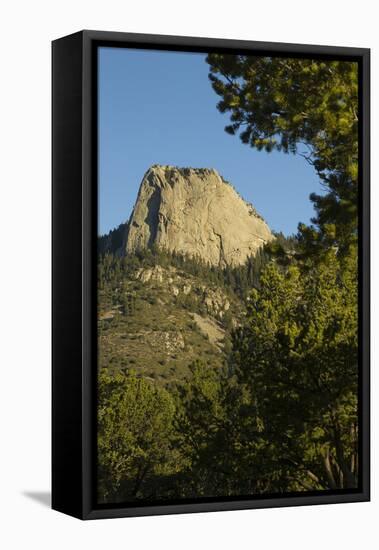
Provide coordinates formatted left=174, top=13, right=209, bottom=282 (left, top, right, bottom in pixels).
left=98, top=47, right=322, bottom=237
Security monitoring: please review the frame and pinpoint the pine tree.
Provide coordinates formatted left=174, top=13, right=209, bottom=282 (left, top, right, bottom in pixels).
left=206, top=55, right=358, bottom=252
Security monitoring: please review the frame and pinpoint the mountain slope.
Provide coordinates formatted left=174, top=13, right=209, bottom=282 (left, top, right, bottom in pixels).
left=98, top=256, right=244, bottom=384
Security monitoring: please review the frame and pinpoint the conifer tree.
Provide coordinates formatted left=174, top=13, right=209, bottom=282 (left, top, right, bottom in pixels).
left=206, top=55, right=358, bottom=252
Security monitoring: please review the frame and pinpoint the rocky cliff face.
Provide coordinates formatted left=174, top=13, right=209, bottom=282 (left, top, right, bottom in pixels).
left=124, top=165, right=273, bottom=267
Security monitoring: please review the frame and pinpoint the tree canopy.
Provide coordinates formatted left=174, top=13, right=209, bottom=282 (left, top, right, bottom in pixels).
left=230, top=249, right=358, bottom=490
left=206, top=55, right=359, bottom=252
left=98, top=370, right=176, bottom=502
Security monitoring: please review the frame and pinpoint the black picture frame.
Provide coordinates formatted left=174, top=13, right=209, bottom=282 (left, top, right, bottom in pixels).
left=52, top=30, right=370, bottom=520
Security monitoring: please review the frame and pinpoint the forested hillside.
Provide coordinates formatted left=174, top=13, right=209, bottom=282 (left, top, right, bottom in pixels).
left=97, top=230, right=358, bottom=503
left=98, top=245, right=272, bottom=384
left=97, top=55, right=359, bottom=504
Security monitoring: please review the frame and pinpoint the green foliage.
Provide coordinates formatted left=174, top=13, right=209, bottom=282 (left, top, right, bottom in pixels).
left=98, top=239, right=281, bottom=299
left=98, top=370, right=176, bottom=502
left=230, top=248, right=358, bottom=490
left=120, top=292, right=136, bottom=316
left=98, top=221, right=128, bottom=255
left=173, top=360, right=261, bottom=496
left=172, top=361, right=241, bottom=497
left=97, top=250, right=359, bottom=500
left=206, top=55, right=358, bottom=251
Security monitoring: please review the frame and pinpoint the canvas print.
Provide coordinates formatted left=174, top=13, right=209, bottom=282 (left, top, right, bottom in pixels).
left=97, top=47, right=359, bottom=504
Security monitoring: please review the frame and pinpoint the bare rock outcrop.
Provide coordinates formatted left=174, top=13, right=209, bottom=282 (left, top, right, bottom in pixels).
left=124, top=165, right=273, bottom=267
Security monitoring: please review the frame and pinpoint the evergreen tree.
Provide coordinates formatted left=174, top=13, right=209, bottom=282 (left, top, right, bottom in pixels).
left=98, top=370, right=176, bottom=502
left=230, top=248, right=358, bottom=490
left=206, top=55, right=358, bottom=252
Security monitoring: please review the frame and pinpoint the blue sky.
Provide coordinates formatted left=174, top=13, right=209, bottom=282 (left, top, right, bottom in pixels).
left=98, top=47, right=322, bottom=237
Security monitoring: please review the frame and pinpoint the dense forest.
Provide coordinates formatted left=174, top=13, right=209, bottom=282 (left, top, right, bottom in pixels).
left=97, top=56, right=359, bottom=504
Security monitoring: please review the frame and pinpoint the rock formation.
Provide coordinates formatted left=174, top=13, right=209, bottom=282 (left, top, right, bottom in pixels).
left=124, top=165, right=273, bottom=267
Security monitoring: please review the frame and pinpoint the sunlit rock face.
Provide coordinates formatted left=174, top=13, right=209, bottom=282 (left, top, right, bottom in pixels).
left=124, top=165, right=273, bottom=267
